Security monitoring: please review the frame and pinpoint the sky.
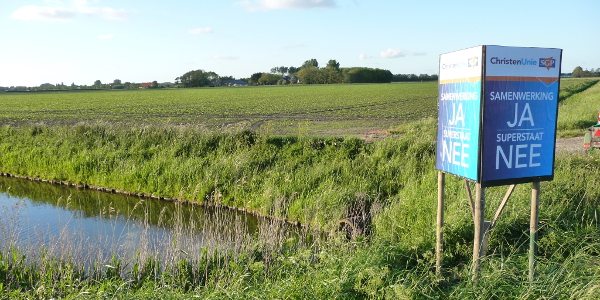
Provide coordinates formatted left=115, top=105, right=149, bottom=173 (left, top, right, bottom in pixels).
left=1, top=0, right=599, bottom=87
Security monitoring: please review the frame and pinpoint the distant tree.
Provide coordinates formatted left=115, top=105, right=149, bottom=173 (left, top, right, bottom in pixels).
left=297, top=66, right=320, bottom=84
left=326, top=59, right=340, bottom=70
left=160, top=82, right=176, bottom=88
left=288, top=66, right=300, bottom=74
left=113, top=79, right=122, bottom=85
left=343, top=68, right=393, bottom=83
left=324, top=69, right=344, bottom=83
left=278, top=66, right=288, bottom=75
left=301, top=59, right=319, bottom=69
left=178, top=69, right=219, bottom=87
left=258, top=73, right=280, bottom=85
left=572, top=66, right=583, bottom=78
left=248, top=72, right=263, bottom=85
left=93, top=80, right=102, bottom=88
left=270, top=67, right=289, bottom=75
left=583, top=68, right=593, bottom=77
left=151, top=81, right=159, bottom=88
left=39, top=83, right=55, bottom=90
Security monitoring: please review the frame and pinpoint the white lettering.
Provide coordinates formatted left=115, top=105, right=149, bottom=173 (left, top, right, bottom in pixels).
left=496, top=144, right=543, bottom=169
left=496, top=145, right=512, bottom=169
left=515, top=144, right=527, bottom=168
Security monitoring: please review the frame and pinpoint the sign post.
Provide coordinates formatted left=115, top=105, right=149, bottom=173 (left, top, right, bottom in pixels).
left=436, top=45, right=562, bottom=281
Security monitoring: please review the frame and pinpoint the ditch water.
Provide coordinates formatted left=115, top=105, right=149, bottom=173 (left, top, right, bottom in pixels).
left=0, top=176, right=261, bottom=263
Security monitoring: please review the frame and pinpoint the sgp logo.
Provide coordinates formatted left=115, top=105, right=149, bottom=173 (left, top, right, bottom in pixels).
left=468, top=56, right=479, bottom=68
left=539, top=57, right=555, bottom=70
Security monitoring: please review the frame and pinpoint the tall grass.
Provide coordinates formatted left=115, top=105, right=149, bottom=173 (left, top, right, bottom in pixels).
left=1, top=118, right=600, bottom=298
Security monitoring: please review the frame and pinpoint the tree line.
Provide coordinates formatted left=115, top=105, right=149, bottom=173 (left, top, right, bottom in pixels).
left=176, top=58, right=438, bottom=87
left=1, top=79, right=179, bottom=92
left=570, top=66, right=600, bottom=78
left=1, top=58, right=441, bottom=91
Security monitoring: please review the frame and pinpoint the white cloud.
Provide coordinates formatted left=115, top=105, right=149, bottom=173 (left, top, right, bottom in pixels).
left=98, top=34, right=115, bottom=39
left=234, top=0, right=336, bottom=11
left=12, top=0, right=130, bottom=22
left=11, top=5, right=75, bottom=21
left=188, top=27, right=213, bottom=35
left=213, top=55, right=238, bottom=60
left=358, top=53, right=372, bottom=60
left=75, top=0, right=129, bottom=20
left=380, top=48, right=425, bottom=58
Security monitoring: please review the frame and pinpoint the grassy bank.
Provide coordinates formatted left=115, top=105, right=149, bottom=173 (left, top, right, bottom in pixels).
left=558, top=79, right=600, bottom=137
left=0, top=120, right=437, bottom=231
left=1, top=118, right=600, bottom=298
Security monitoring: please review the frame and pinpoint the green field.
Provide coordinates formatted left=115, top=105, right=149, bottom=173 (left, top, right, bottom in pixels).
left=1, top=80, right=600, bottom=299
left=0, top=83, right=437, bottom=136
left=3, top=78, right=597, bottom=136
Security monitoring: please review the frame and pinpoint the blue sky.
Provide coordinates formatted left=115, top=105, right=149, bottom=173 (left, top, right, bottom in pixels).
left=1, top=0, right=598, bottom=87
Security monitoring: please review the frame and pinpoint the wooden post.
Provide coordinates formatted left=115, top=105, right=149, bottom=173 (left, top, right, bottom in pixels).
left=529, top=181, right=541, bottom=281
left=481, top=184, right=517, bottom=258
left=436, top=171, right=445, bottom=279
left=472, top=183, right=485, bottom=281
left=464, top=180, right=475, bottom=218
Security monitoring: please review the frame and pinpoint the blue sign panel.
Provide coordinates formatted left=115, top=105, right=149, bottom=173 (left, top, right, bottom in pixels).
left=481, top=46, right=562, bottom=185
left=436, top=46, right=483, bottom=180
left=481, top=80, right=559, bottom=181
left=436, top=80, right=481, bottom=180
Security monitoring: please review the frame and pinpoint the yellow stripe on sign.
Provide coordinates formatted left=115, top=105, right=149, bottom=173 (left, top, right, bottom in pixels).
left=439, top=76, right=481, bottom=85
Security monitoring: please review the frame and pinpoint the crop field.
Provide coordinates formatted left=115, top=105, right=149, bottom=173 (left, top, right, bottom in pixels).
left=0, top=83, right=438, bottom=136
left=2, top=79, right=596, bottom=137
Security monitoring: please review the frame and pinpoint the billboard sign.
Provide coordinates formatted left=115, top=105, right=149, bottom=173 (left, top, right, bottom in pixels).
left=436, top=46, right=562, bottom=186
left=436, top=46, right=483, bottom=181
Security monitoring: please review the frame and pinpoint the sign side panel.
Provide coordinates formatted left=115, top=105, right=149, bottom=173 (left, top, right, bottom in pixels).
left=436, top=46, right=483, bottom=180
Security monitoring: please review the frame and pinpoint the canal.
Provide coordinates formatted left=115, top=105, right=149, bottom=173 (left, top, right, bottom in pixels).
left=0, top=176, right=264, bottom=269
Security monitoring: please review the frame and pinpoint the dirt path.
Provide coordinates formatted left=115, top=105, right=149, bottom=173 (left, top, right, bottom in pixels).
left=555, top=136, right=587, bottom=154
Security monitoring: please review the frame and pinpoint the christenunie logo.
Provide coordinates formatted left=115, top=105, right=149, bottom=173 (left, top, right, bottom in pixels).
left=468, top=56, right=478, bottom=68
left=539, top=57, right=556, bottom=70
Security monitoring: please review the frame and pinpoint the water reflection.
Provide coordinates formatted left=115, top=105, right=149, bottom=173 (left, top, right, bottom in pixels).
left=0, top=176, right=260, bottom=265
